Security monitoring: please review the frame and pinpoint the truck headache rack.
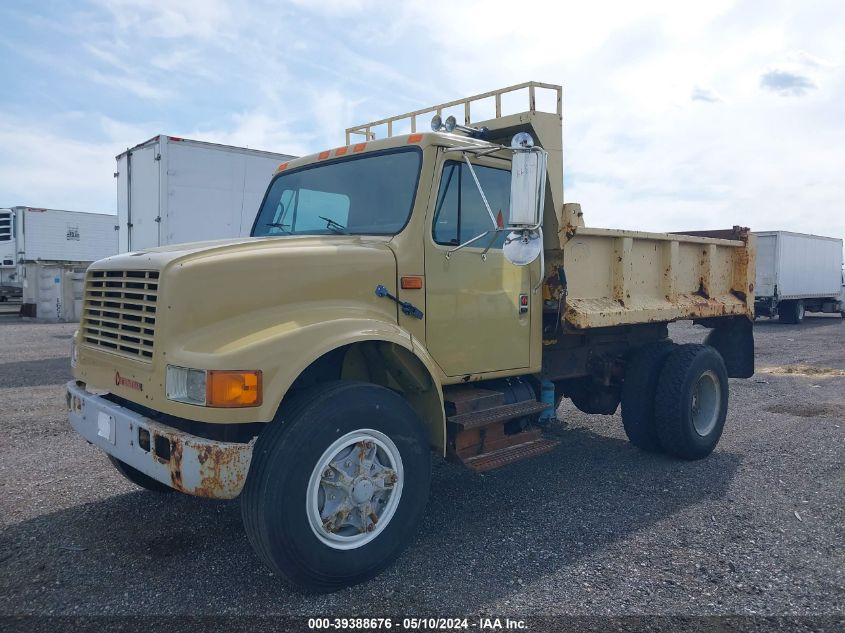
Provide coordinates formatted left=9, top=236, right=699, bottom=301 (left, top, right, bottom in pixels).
left=345, top=81, right=563, bottom=144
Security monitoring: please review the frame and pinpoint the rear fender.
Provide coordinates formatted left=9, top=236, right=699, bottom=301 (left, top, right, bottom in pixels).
left=702, top=317, right=755, bottom=378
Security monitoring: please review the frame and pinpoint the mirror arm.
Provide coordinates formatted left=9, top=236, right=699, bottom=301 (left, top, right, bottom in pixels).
left=462, top=155, right=499, bottom=231
left=446, top=230, right=494, bottom=257
left=480, top=229, right=503, bottom=257
left=443, top=145, right=507, bottom=157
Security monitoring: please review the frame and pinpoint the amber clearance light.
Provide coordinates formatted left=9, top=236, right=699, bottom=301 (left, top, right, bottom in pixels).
left=207, top=370, right=262, bottom=408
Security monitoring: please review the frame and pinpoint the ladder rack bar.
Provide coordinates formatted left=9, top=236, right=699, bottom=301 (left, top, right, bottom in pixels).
left=345, top=81, right=562, bottom=141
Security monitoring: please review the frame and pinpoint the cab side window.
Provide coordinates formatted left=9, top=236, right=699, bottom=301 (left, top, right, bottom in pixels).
left=432, top=160, right=510, bottom=248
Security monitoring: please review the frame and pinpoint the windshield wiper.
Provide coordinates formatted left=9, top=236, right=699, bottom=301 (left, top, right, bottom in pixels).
left=319, top=216, right=347, bottom=234
left=265, top=222, right=291, bottom=234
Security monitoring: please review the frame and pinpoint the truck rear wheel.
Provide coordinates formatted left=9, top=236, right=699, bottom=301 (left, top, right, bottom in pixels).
left=241, top=381, right=431, bottom=592
left=778, top=300, right=804, bottom=324
left=621, top=341, right=674, bottom=452
left=108, top=456, right=173, bottom=493
left=654, top=344, right=728, bottom=460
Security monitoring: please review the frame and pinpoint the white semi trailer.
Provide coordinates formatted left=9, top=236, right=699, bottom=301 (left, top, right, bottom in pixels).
left=0, top=207, right=118, bottom=318
left=116, top=136, right=296, bottom=252
left=753, top=231, right=844, bottom=323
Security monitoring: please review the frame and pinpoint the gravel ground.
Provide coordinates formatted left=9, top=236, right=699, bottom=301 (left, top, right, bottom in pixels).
left=0, top=315, right=843, bottom=619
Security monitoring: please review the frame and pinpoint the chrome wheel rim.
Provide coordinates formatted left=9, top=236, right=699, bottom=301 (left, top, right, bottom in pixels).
left=306, top=429, right=403, bottom=550
left=691, top=370, right=721, bottom=436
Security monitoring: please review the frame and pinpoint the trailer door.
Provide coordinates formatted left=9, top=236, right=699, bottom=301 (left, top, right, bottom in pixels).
left=755, top=233, right=777, bottom=297
left=123, top=142, right=161, bottom=251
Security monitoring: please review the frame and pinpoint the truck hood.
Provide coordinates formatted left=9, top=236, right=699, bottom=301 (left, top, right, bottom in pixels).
left=85, top=234, right=400, bottom=356
left=74, top=233, right=403, bottom=423
left=92, top=235, right=393, bottom=271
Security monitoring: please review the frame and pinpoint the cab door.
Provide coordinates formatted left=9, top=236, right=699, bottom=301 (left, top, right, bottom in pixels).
left=423, top=153, right=532, bottom=377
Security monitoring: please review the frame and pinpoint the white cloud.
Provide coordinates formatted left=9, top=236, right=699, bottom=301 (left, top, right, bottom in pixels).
left=90, top=0, right=237, bottom=40
left=1, top=0, right=843, bottom=242
left=0, top=113, right=151, bottom=212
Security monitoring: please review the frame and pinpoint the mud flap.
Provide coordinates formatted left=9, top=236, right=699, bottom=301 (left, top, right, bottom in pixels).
left=703, top=317, right=755, bottom=378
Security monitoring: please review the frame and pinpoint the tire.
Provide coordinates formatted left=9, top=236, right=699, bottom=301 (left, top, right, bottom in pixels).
left=778, top=300, right=804, bottom=324
left=621, top=341, right=675, bottom=452
left=241, top=381, right=431, bottom=592
left=654, top=344, right=729, bottom=460
left=108, top=456, right=173, bottom=493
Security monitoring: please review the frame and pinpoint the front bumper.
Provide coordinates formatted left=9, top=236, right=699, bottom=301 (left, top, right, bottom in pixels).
left=66, top=381, right=255, bottom=499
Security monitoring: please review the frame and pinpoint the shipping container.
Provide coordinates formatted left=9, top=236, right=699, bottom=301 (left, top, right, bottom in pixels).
left=753, top=230, right=844, bottom=322
left=116, top=135, right=296, bottom=252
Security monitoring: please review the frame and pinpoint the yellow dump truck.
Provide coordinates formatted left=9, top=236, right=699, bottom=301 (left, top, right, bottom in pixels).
left=67, top=82, right=755, bottom=591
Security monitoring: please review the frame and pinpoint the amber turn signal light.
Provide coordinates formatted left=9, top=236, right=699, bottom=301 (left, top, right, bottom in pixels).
left=401, top=276, right=423, bottom=290
left=207, top=370, right=262, bottom=407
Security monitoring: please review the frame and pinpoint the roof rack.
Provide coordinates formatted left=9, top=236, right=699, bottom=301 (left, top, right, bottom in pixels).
left=345, top=81, right=562, bottom=145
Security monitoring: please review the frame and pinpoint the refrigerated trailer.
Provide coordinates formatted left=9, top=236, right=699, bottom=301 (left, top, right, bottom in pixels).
left=753, top=231, right=844, bottom=322
left=0, top=207, right=118, bottom=318
left=116, top=136, right=296, bottom=252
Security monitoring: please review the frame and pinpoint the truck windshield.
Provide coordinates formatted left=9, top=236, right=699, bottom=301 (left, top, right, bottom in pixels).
left=252, top=148, right=422, bottom=237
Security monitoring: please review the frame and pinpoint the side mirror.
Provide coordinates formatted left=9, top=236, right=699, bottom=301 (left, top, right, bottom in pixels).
left=509, top=149, right=547, bottom=228
left=504, top=141, right=547, bottom=267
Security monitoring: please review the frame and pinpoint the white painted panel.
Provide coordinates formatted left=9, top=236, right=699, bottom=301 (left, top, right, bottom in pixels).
left=754, top=231, right=844, bottom=299
left=165, top=140, right=245, bottom=244
left=19, top=208, right=117, bottom=262
left=754, top=233, right=777, bottom=298
left=776, top=233, right=843, bottom=298
left=116, top=154, right=130, bottom=253
left=162, top=141, right=293, bottom=245
left=127, top=143, right=162, bottom=250
left=25, top=265, right=64, bottom=320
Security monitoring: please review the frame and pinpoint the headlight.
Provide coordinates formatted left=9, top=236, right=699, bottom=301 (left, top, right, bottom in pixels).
left=70, top=336, right=79, bottom=368
left=166, top=366, right=207, bottom=405
left=166, top=365, right=262, bottom=407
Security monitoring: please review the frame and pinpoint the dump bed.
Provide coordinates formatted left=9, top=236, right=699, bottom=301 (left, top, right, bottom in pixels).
left=548, top=212, right=755, bottom=328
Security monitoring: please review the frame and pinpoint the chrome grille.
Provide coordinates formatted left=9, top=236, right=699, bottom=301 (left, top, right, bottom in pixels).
left=82, top=270, right=159, bottom=361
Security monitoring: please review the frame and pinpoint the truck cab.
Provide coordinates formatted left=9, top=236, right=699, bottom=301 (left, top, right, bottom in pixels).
left=67, top=82, right=755, bottom=591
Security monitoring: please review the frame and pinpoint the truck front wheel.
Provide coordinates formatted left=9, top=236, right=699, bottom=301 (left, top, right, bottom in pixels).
left=241, top=381, right=431, bottom=592
left=654, top=344, right=729, bottom=460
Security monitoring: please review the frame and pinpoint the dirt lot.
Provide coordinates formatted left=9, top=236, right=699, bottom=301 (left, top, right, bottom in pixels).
left=0, top=316, right=843, bottom=618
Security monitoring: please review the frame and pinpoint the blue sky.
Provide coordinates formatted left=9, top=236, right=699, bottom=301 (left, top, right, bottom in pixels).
left=0, top=0, right=843, bottom=239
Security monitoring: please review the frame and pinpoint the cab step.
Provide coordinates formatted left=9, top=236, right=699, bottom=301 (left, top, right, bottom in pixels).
left=443, top=385, right=558, bottom=471
left=463, top=437, right=560, bottom=473
left=448, top=399, right=552, bottom=431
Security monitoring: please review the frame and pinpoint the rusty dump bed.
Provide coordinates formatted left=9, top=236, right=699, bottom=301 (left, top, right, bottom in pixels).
left=547, top=217, right=755, bottom=329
